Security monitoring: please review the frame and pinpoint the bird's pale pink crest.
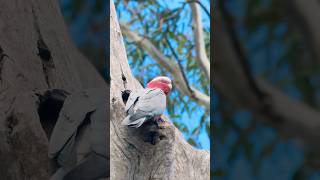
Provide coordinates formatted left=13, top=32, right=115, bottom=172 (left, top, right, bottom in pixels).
left=146, top=76, right=172, bottom=95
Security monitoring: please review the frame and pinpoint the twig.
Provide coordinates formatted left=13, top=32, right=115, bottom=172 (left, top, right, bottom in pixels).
left=164, top=36, right=194, bottom=97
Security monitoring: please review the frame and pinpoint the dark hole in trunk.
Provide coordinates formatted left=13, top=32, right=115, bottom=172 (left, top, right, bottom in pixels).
left=36, top=89, right=69, bottom=139
left=140, top=120, right=165, bottom=145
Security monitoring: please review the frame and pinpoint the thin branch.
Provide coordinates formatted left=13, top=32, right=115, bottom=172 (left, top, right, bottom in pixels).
left=164, top=36, right=194, bottom=97
left=120, top=23, right=210, bottom=108
left=189, top=1, right=210, bottom=81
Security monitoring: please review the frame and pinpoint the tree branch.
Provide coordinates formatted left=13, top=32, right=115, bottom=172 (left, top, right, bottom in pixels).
left=164, top=36, right=194, bottom=94
left=120, top=23, right=210, bottom=108
left=189, top=1, right=210, bottom=81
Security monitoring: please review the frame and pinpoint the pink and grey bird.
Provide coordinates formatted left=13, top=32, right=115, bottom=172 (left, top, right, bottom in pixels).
left=121, top=76, right=172, bottom=128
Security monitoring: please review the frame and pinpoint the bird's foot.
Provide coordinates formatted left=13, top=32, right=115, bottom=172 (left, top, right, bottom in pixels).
left=154, top=116, right=166, bottom=129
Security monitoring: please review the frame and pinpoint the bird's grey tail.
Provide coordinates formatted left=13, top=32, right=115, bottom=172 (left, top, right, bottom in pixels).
left=122, top=115, right=146, bottom=128
left=128, top=118, right=146, bottom=128
left=121, top=115, right=132, bottom=126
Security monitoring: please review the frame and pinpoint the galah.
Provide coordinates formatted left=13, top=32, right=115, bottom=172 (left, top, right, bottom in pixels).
left=121, top=76, right=172, bottom=128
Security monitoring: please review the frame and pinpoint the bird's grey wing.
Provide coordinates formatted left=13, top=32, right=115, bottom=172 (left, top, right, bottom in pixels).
left=122, top=89, right=166, bottom=127
left=124, top=89, right=141, bottom=114
left=136, top=88, right=166, bottom=115
left=127, top=116, right=146, bottom=128
left=121, top=110, right=147, bottom=127
left=48, top=89, right=102, bottom=160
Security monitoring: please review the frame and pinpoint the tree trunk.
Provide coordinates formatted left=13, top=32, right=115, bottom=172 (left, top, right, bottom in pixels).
left=0, top=0, right=106, bottom=179
left=109, top=1, right=209, bottom=180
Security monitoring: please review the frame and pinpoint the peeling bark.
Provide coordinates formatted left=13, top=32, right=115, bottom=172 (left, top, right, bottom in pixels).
left=110, top=0, right=209, bottom=179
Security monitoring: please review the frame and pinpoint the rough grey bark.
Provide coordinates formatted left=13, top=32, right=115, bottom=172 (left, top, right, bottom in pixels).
left=110, top=0, right=209, bottom=180
left=0, top=0, right=107, bottom=179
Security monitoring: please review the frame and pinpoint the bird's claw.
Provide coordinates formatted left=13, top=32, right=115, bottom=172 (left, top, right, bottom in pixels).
left=158, top=117, right=165, bottom=122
